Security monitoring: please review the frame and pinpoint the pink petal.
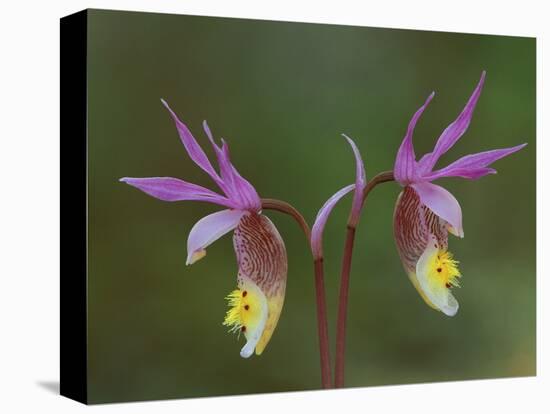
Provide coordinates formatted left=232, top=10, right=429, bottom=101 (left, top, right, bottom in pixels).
left=423, top=143, right=527, bottom=181
left=202, top=121, right=237, bottom=194
left=120, top=177, right=237, bottom=208
left=186, top=209, right=247, bottom=265
left=233, top=213, right=287, bottom=355
left=342, top=134, right=367, bottom=227
left=161, top=100, right=228, bottom=194
left=228, top=159, right=261, bottom=212
left=394, top=92, right=435, bottom=185
left=425, top=167, right=497, bottom=180
left=412, top=182, right=463, bottom=238
left=310, top=184, right=355, bottom=260
left=419, top=71, right=486, bottom=173
left=203, top=121, right=261, bottom=211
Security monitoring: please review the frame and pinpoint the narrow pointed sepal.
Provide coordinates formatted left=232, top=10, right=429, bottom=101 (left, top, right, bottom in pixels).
left=342, top=134, right=367, bottom=227
left=423, top=143, right=527, bottom=181
left=160, top=99, right=226, bottom=192
left=420, top=71, right=486, bottom=172
left=394, top=92, right=435, bottom=185
left=119, top=177, right=237, bottom=208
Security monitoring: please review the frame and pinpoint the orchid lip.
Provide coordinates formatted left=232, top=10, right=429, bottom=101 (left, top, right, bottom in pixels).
left=231, top=213, right=288, bottom=356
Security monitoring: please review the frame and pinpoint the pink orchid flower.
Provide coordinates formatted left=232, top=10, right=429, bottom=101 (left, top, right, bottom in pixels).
left=393, top=72, right=526, bottom=316
left=121, top=100, right=287, bottom=358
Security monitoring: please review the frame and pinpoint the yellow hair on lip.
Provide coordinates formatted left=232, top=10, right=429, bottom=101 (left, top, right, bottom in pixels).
left=223, top=289, right=245, bottom=334
left=428, top=249, right=461, bottom=288
left=223, top=283, right=267, bottom=343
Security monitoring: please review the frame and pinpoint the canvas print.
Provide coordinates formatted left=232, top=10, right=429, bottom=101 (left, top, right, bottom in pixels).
left=61, top=8, right=536, bottom=404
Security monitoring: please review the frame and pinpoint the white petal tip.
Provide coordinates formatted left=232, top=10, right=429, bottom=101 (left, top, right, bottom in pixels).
left=441, top=305, right=459, bottom=317
left=186, top=249, right=206, bottom=266
left=239, top=343, right=255, bottom=359
left=440, top=294, right=459, bottom=317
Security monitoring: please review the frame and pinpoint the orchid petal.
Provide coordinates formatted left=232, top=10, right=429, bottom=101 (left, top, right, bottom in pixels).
left=394, top=92, right=435, bottom=185
left=425, top=167, right=497, bottom=180
left=228, top=155, right=262, bottom=212
left=342, top=134, right=367, bottom=227
left=310, top=184, right=356, bottom=260
left=233, top=213, right=287, bottom=356
left=412, top=182, right=463, bottom=238
left=423, top=143, right=527, bottom=181
left=419, top=71, right=486, bottom=173
left=161, top=100, right=227, bottom=193
left=120, top=177, right=237, bottom=208
left=202, top=121, right=237, bottom=196
left=186, top=209, right=247, bottom=265
left=202, top=121, right=261, bottom=211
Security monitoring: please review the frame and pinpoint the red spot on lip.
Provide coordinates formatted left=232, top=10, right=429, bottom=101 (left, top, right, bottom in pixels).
left=437, top=268, right=442, bottom=273
left=241, top=326, right=246, bottom=332
left=242, top=291, right=247, bottom=297
left=445, top=283, right=451, bottom=288
left=244, top=305, right=250, bottom=310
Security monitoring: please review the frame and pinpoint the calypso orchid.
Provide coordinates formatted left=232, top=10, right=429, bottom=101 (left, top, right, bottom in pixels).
left=120, top=100, right=287, bottom=358
left=393, top=71, right=526, bottom=316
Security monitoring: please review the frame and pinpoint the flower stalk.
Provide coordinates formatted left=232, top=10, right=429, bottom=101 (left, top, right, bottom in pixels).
left=334, top=170, right=395, bottom=388
left=313, top=258, right=333, bottom=389
left=261, top=199, right=333, bottom=389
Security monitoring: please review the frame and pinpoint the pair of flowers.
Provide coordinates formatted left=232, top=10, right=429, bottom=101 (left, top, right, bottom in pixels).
left=121, top=72, right=525, bottom=359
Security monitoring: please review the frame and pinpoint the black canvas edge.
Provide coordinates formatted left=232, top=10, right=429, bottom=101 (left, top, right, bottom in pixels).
left=60, top=9, right=88, bottom=405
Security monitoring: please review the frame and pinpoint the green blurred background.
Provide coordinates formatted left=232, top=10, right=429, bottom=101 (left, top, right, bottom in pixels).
left=86, top=9, right=536, bottom=403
